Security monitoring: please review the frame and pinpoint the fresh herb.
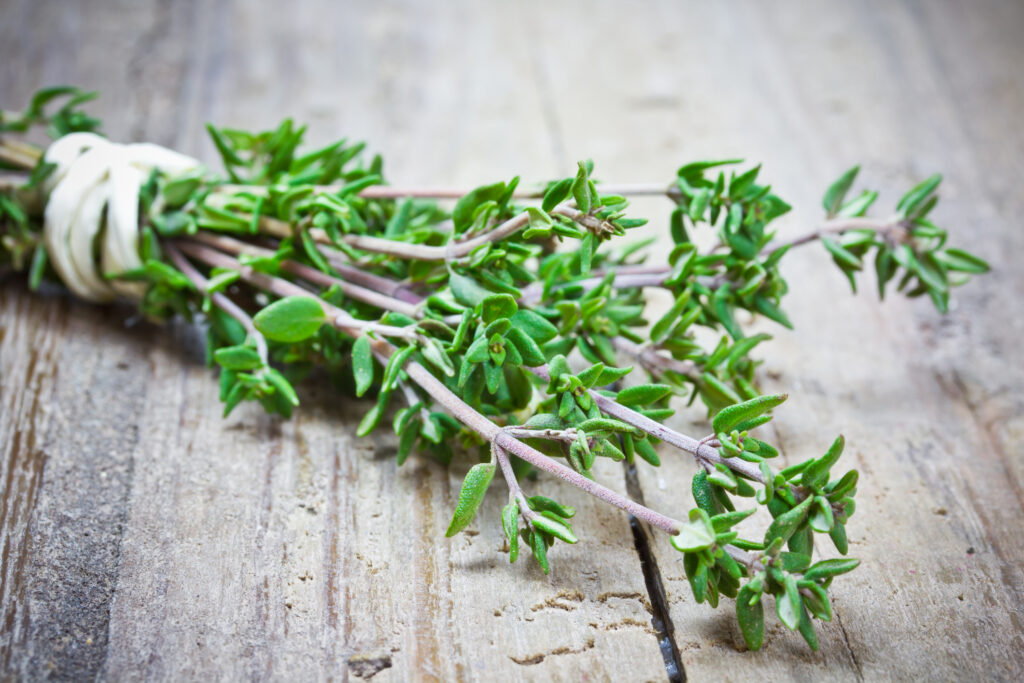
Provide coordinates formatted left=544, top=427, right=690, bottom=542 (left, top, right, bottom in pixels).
left=0, top=88, right=989, bottom=652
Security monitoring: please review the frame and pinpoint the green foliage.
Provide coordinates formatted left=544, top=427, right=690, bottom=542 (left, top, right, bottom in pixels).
left=445, top=462, right=497, bottom=537
left=253, top=295, right=328, bottom=342
left=0, top=87, right=992, bottom=654
left=0, top=86, right=102, bottom=139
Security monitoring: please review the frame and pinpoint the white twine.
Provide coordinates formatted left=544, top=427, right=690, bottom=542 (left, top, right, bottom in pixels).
left=42, top=132, right=202, bottom=301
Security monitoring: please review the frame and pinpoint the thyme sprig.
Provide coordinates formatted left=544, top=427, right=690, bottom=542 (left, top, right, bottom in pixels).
left=0, top=88, right=989, bottom=652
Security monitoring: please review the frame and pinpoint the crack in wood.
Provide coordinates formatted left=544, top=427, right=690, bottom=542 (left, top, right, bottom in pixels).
left=508, top=637, right=596, bottom=666
left=623, top=462, right=686, bottom=683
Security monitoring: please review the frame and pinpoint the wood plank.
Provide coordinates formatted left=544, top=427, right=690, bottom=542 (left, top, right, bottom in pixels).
left=615, top=1, right=1024, bottom=679
left=3, top=0, right=1023, bottom=680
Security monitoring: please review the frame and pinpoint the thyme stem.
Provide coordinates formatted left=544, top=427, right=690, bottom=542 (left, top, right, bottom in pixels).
left=174, top=240, right=688, bottom=534
left=216, top=182, right=682, bottom=200
left=165, top=242, right=269, bottom=363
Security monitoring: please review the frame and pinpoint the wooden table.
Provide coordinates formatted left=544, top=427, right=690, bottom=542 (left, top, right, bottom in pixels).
left=2, top=1, right=1022, bottom=680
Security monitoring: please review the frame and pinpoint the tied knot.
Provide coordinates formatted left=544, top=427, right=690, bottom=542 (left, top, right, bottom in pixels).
left=42, top=132, right=201, bottom=301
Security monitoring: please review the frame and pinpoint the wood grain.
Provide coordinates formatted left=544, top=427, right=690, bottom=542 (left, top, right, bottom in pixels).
left=1, top=0, right=1022, bottom=680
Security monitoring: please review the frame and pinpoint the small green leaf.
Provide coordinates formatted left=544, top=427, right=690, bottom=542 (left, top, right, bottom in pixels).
left=800, top=435, right=845, bottom=490
left=830, top=522, right=849, bottom=554
left=822, top=166, right=860, bottom=217
left=506, top=327, right=546, bottom=366
left=797, top=603, right=819, bottom=651
left=453, top=181, right=506, bottom=233
left=213, top=345, right=263, bottom=370
left=800, top=580, right=832, bottom=621
left=542, top=178, right=572, bottom=212
left=265, top=368, right=299, bottom=407
left=777, top=574, right=802, bottom=630
left=352, top=335, right=374, bottom=397
left=527, top=496, right=576, bottom=519
left=935, top=248, right=990, bottom=274
left=529, top=529, right=550, bottom=574
left=502, top=501, right=520, bottom=563
left=445, top=463, right=496, bottom=537
left=616, top=383, right=673, bottom=406
left=822, top=237, right=863, bottom=270
left=670, top=510, right=716, bottom=552
left=448, top=271, right=491, bottom=307
left=764, top=497, right=812, bottom=547
left=809, top=496, right=835, bottom=533
left=356, top=400, right=385, bottom=437
left=531, top=514, right=578, bottom=544
left=253, top=295, right=327, bottom=343
left=897, top=174, right=942, bottom=217
left=736, top=583, right=765, bottom=650
left=752, top=295, right=792, bottom=329
left=803, top=558, right=860, bottom=582
left=481, top=294, right=518, bottom=323
left=711, top=508, right=756, bottom=532
left=511, top=309, right=558, bottom=343
left=712, top=394, right=787, bottom=435
left=572, top=161, right=592, bottom=213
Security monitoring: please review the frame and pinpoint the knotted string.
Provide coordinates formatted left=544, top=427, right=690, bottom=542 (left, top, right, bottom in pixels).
left=42, top=132, right=201, bottom=301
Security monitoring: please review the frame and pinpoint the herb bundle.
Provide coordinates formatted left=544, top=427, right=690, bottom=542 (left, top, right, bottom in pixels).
left=0, top=88, right=989, bottom=652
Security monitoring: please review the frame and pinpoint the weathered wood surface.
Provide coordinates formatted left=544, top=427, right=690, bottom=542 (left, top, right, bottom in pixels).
left=1, top=1, right=1022, bottom=680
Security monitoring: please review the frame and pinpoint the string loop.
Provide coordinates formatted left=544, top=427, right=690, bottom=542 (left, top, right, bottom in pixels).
left=42, top=133, right=201, bottom=301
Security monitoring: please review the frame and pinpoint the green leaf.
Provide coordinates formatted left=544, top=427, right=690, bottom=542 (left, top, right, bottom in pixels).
left=511, top=309, right=558, bottom=343
left=830, top=522, right=849, bottom=554
left=935, top=248, right=990, bottom=274
left=712, top=394, right=787, bottom=434
left=803, top=558, right=860, bottom=582
left=708, top=467, right=738, bottom=491
left=213, top=345, right=263, bottom=370
left=481, top=294, right=517, bottom=323
left=28, top=245, right=47, bottom=291
left=253, top=295, right=327, bottom=342
left=712, top=285, right=745, bottom=341
left=527, top=496, right=575, bottom=519
left=809, top=496, right=835, bottom=533
left=797, top=603, right=819, bottom=651
left=542, top=178, right=572, bottom=212
left=764, top=497, right=812, bottom=546
left=356, top=400, right=385, bottom=437
left=801, top=435, right=845, bottom=490
left=506, top=327, right=546, bottom=366
left=572, top=161, right=592, bottom=213
left=897, top=174, right=942, bottom=217
left=502, top=501, right=519, bottom=563
left=837, top=190, right=878, bottom=218
left=578, top=417, right=638, bottom=435
left=531, top=514, right=578, bottom=544
left=596, top=365, right=632, bottom=386
left=445, top=463, right=496, bottom=537
left=800, top=580, right=832, bottom=621
left=736, top=583, right=765, bottom=650
left=453, top=181, right=506, bottom=233
left=711, top=508, right=756, bottom=532
left=266, top=368, right=299, bottom=407
left=822, top=237, right=863, bottom=270
left=752, top=295, right=792, bottom=329
left=670, top=510, right=716, bottom=552
left=352, top=335, right=374, bottom=397
left=616, top=383, right=673, bottom=407
left=777, top=574, right=802, bottom=630
left=448, top=271, right=491, bottom=308
left=529, top=529, right=550, bottom=574
left=822, top=166, right=859, bottom=217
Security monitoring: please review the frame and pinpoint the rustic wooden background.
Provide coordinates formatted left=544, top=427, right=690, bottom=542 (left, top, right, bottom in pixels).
left=2, top=1, right=1022, bottom=680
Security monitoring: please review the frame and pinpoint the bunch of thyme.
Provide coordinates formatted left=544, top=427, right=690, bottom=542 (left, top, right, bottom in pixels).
left=0, top=88, right=989, bottom=651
